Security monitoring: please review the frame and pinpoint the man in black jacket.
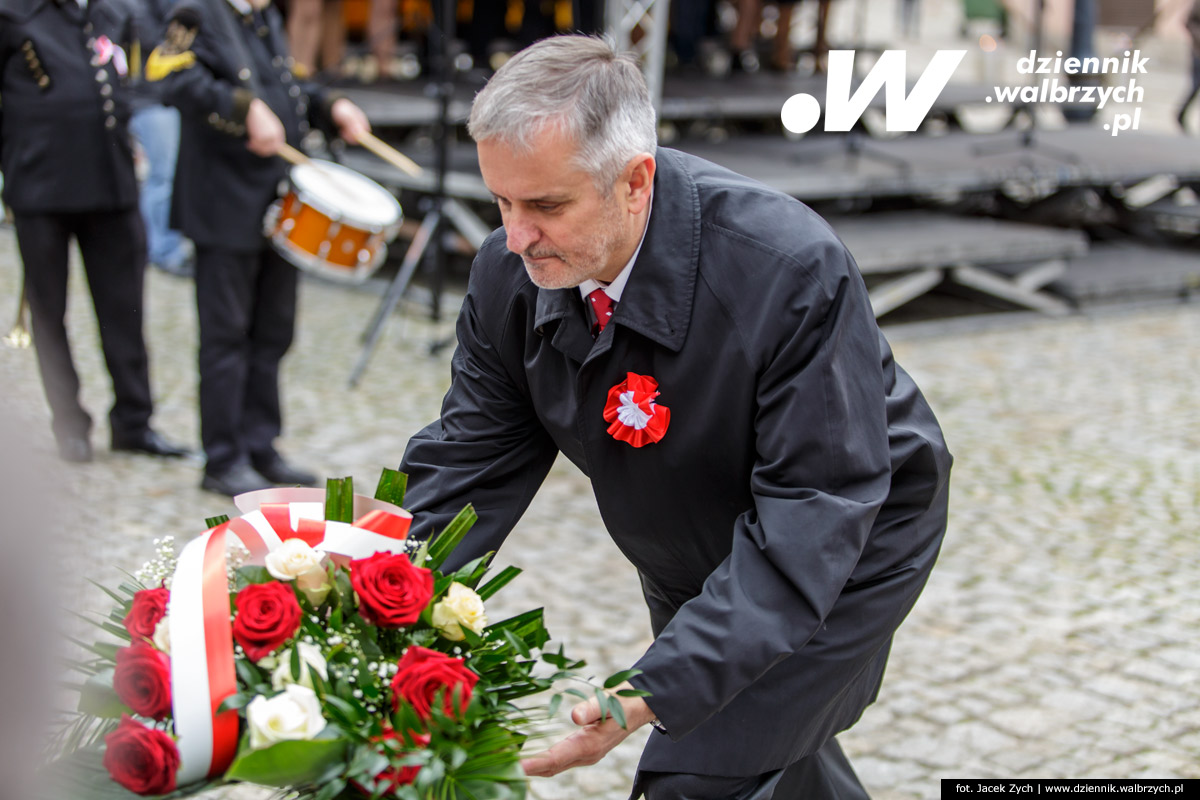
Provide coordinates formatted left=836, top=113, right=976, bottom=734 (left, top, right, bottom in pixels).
left=150, top=0, right=369, bottom=496
left=400, top=36, right=952, bottom=799
left=0, top=0, right=189, bottom=463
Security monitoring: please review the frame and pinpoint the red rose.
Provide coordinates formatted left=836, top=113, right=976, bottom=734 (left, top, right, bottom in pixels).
left=123, top=587, right=169, bottom=641
left=103, top=714, right=180, bottom=795
left=113, top=643, right=173, bottom=721
left=232, top=581, right=302, bottom=662
left=351, top=729, right=429, bottom=795
left=390, top=646, right=478, bottom=721
left=350, top=552, right=433, bottom=628
left=603, top=372, right=670, bottom=447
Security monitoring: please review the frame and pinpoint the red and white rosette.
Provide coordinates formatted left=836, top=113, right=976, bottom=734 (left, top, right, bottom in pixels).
left=167, top=489, right=413, bottom=784
left=603, top=372, right=670, bottom=447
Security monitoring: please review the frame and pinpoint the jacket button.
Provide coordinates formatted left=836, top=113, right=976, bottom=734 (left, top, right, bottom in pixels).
left=238, top=68, right=251, bottom=81
left=100, top=83, right=112, bottom=96
left=103, top=99, right=115, bottom=112
left=21, top=40, right=31, bottom=52
left=105, top=116, right=117, bottom=129
left=95, top=70, right=107, bottom=82
left=288, top=85, right=300, bottom=98
left=208, top=112, right=220, bottom=124
left=83, top=23, right=93, bottom=34
left=37, top=75, right=49, bottom=88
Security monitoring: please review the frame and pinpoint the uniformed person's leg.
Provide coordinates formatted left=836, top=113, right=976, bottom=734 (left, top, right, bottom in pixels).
left=243, top=247, right=297, bottom=470
left=74, top=208, right=154, bottom=441
left=13, top=212, right=92, bottom=455
left=195, top=245, right=259, bottom=475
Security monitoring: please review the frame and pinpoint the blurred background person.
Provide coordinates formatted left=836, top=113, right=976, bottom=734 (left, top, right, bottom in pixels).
left=1178, top=0, right=1200, bottom=132
left=0, top=0, right=190, bottom=463
left=131, top=0, right=195, bottom=277
left=285, top=0, right=346, bottom=77
left=150, top=0, right=371, bottom=496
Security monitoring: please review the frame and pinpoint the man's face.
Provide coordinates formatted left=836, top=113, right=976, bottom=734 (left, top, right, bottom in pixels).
left=477, top=128, right=630, bottom=289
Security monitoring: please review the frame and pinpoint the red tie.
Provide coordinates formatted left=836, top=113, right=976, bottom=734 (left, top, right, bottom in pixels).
left=588, top=288, right=615, bottom=335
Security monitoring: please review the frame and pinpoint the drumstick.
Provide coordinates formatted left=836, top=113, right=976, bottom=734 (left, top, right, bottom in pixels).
left=278, top=143, right=312, bottom=166
left=358, top=132, right=424, bottom=178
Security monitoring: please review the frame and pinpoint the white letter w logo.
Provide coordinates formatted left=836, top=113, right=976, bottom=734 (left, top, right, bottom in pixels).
left=782, top=50, right=966, bottom=134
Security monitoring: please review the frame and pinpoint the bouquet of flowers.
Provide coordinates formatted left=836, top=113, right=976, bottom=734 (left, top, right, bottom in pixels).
left=53, top=470, right=642, bottom=799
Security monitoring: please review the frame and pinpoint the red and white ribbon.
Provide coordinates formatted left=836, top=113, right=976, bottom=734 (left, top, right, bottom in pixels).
left=168, top=489, right=412, bottom=783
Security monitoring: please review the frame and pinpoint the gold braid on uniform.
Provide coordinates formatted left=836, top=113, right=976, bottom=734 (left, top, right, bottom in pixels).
left=146, top=17, right=199, bottom=81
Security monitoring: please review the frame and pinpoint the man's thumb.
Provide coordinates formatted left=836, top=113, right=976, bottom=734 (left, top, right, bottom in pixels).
left=571, top=697, right=602, bottom=726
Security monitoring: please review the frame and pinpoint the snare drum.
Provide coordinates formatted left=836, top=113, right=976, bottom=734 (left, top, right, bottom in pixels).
left=264, top=159, right=403, bottom=283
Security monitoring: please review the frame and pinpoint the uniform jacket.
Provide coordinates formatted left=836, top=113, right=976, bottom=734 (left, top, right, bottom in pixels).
left=152, top=0, right=335, bottom=250
left=400, top=148, right=953, bottom=776
left=0, top=0, right=139, bottom=212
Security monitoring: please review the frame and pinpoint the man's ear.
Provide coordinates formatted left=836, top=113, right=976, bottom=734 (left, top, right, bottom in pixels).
left=623, top=153, right=656, bottom=215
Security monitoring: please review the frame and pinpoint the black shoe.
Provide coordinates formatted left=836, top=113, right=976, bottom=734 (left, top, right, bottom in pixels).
left=253, top=456, right=318, bottom=486
left=112, top=429, right=192, bottom=458
left=57, top=436, right=93, bottom=463
left=201, top=463, right=274, bottom=496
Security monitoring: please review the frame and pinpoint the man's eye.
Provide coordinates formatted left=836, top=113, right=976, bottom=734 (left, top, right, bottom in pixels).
left=535, top=203, right=560, bottom=213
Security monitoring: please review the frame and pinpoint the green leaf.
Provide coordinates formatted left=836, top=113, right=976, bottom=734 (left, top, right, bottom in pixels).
left=322, top=694, right=367, bottom=726
left=547, top=694, right=563, bottom=718
left=475, top=566, right=521, bottom=601
left=324, top=477, right=355, bottom=523
left=374, top=469, right=408, bottom=507
left=65, top=636, right=119, bottom=663
left=216, top=692, right=253, bottom=714
left=424, top=505, right=478, bottom=570
left=290, top=642, right=303, bottom=683
left=224, top=737, right=349, bottom=786
left=76, top=668, right=127, bottom=718
left=603, top=668, right=643, bottom=690
left=205, top=514, right=230, bottom=529
left=86, top=579, right=132, bottom=607
left=501, top=629, right=531, bottom=659
left=313, top=778, right=347, bottom=800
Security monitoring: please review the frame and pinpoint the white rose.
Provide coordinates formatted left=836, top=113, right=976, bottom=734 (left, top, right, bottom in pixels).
left=246, top=684, right=327, bottom=750
left=265, top=539, right=330, bottom=605
left=152, top=615, right=171, bottom=655
left=431, top=582, right=488, bottom=642
left=265, top=539, right=326, bottom=580
left=270, top=641, right=329, bottom=691
left=294, top=563, right=331, bottom=606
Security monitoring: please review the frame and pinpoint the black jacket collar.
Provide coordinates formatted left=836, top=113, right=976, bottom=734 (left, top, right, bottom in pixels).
left=533, top=147, right=700, bottom=354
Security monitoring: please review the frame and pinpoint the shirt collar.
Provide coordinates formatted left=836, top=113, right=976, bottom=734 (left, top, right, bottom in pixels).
left=577, top=192, right=651, bottom=305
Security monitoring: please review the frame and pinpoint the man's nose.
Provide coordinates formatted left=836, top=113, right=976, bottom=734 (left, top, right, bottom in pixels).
left=504, top=210, right=539, bottom=254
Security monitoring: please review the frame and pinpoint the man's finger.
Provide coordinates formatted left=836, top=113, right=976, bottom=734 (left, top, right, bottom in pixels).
left=570, top=696, right=601, bottom=726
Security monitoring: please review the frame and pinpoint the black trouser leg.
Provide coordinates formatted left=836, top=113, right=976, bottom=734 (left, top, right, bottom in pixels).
left=243, top=248, right=297, bottom=464
left=75, top=209, right=154, bottom=439
left=636, top=738, right=869, bottom=800
left=195, top=246, right=296, bottom=474
left=13, top=213, right=91, bottom=443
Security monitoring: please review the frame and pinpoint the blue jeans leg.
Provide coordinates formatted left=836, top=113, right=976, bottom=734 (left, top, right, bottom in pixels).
left=130, top=105, right=188, bottom=268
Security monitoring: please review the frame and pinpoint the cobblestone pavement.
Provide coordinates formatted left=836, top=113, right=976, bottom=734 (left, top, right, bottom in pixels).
left=4, top=220, right=1197, bottom=799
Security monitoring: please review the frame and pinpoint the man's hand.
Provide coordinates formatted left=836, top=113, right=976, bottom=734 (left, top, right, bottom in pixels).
left=330, top=98, right=371, bottom=145
left=521, top=682, right=656, bottom=778
left=245, top=98, right=285, bottom=157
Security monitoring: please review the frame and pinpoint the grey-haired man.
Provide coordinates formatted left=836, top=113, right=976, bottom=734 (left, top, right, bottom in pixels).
left=401, top=35, right=952, bottom=799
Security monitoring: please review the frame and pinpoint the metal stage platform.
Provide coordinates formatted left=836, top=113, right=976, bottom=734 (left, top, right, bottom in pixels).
left=1050, top=241, right=1200, bottom=305
left=334, top=126, right=1200, bottom=318
left=828, top=212, right=1089, bottom=317
left=679, top=128, right=1200, bottom=204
